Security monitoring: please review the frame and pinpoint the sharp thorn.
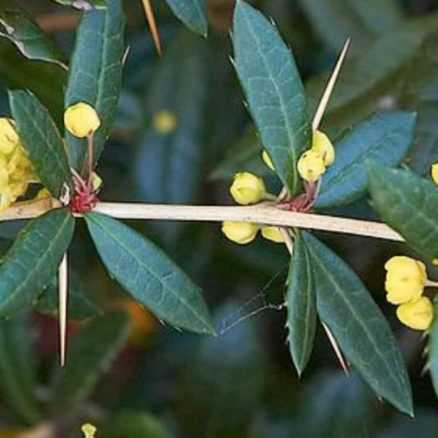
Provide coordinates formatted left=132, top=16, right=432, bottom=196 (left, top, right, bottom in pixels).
left=312, top=38, right=351, bottom=131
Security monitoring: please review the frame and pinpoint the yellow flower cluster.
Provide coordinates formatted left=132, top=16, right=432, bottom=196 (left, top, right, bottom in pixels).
left=222, top=221, right=283, bottom=245
left=222, top=170, right=283, bottom=245
left=297, top=130, right=335, bottom=182
left=0, top=118, right=36, bottom=211
left=384, top=256, right=434, bottom=330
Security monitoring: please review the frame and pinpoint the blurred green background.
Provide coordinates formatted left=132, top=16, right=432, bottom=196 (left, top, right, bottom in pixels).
left=1, top=0, right=438, bottom=436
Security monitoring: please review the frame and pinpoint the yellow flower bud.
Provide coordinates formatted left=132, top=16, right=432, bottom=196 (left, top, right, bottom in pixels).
left=229, top=172, right=266, bottom=205
left=64, top=102, right=101, bottom=138
left=261, top=226, right=283, bottom=243
left=312, top=130, right=335, bottom=166
left=153, top=110, right=177, bottom=134
left=81, top=423, right=97, bottom=438
left=34, top=188, right=51, bottom=200
left=262, top=150, right=274, bottom=170
left=432, top=163, right=438, bottom=185
left=222, top=221, right=258, bottom=245
left=396, top=296, right=434, bottom=330
left=297, top=150, right=326, bottom=183
left=0, top=118, right=19, bottom=154
left=91, top=172, right=103, bottom=192
left=384, top=256, right=426, bottom=304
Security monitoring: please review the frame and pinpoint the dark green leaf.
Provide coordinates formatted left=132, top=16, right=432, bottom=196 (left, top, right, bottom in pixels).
left=286, top=231, right=316, bottom=375
left=315, top=111, right=416, bottom=209
left=0, top=208, right=74, bottom=317
left=233, top=0, right=311, bottom=195
left=9, top=90, right=72, bottom=197
left=428, top=299, right=438, bottom=399
left=303, top=232, right=413, bottom=415
left=52, top=0, right=107, bottom=9
left=367, top=161, right=438, bottom=259
left=85, top=213, right=215, bottom=335
left=0, top=313, right=41, bottom=425
left=104, top=411, right=173, bottom=438
left=165, top=0, right=207, bottom=36
left=0, top=0, right=67, bottom=66
left=34, top=273, right=101, bottom=320
left=65, top=0, right=125, bottom=169
left=51, top=311, right=129, bottom=409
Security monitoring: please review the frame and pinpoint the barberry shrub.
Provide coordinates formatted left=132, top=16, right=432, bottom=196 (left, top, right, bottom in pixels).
left=1, top=0, right=438, bottom=435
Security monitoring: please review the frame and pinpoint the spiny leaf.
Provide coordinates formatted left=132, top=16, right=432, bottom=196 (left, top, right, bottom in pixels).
left=315, top=111, right=416, bottom=209
left=232, top=0, right=311, bottom=195
left=286, top=231, right=316, bottom=376
left=85, top=213, right=215, bottom=335
left=0, top=208, right=75, bottom=316
left=9, top=90, right=72, bottom=197
left=303, top=232, right=413, bottom=415
left=367, top=161, right=438, bottom=259
left=65, top=0, right=125, bottom=170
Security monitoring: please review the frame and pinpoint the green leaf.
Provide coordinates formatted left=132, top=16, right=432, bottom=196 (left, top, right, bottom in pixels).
left=0, top=0, right=67, bottom=67
left=50, top=311, right=129, bottom=409
left=103, top=411, right=173, bottom=438
left=315, top=111, right=416, bottom=209
left=0, top=208, right=75, bottom=317
left=9, top=90, right=72, bottom=197
left=428, top=299, right=438, bottom=399
left=297, top=0, right=403, bottom=53
left=303, top=232, right=413, bottom=415
left=0, top=313, right=41, bottom=425
left=65, top=0, right=125, bottom=169
left=52, top=0, right=107, bottom=9
left=286, top=231, right=316, bottom=376
left=85, top=213, right=215, bottom=335
left=232, top=0, right=311, bottom=195
left=34, top=273, right=101, bottom=320
left=367, top=162, right=438, bottom=259
left=165, top=0, right=207, bottom=36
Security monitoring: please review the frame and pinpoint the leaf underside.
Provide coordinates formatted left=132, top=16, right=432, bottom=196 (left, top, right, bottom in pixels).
left=165, top=0, right=208, bottom=36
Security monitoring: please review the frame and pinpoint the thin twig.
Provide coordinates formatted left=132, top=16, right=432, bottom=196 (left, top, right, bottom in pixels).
left=0, top=201, right=403, bottom=242
left=141, top=0, right=162, bottom=55
left=312, top=39, right=350, bottom=131
left=58, top=254, right=68, bottom=367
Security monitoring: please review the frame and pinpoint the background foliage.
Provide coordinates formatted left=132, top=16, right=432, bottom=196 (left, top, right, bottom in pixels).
left=1, top=0, right=438, bottom=436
